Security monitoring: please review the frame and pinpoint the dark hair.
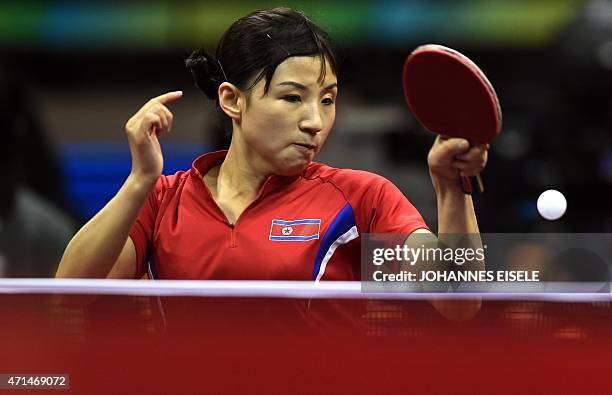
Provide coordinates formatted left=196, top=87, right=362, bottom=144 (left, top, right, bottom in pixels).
left=185, top=7, right=337, bottom=109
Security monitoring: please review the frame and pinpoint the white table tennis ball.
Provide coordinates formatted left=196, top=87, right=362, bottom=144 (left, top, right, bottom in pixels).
left=537, top=190, right=567, bottom=220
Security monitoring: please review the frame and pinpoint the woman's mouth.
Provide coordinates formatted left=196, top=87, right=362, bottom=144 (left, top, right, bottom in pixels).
left=293, top=142, right=317, bottom=151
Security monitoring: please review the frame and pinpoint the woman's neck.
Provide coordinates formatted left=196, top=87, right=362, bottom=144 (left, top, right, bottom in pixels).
left=212, top=143, right=269, bottom=201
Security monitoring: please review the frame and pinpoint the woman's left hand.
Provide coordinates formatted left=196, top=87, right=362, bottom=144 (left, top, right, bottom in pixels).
left=427, top=135, right=489, bottom=183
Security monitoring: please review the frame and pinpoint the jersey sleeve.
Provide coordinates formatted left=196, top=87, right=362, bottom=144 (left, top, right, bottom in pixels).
left=328, top=168, right=430, bottom=235
left=129, top=176, right=167, bottom=276
left=367, top=177, right=429, bottom=234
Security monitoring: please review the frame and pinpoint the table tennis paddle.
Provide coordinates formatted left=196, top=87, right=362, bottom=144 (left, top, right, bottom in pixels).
left=402, top=44, right=502, bottom=194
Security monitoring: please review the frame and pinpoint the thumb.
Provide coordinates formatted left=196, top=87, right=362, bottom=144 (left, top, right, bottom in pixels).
left=442, top=138, right=470, bottom=156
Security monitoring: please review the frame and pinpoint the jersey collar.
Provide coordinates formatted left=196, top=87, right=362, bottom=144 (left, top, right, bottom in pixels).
left=190, top=150, right=312, bottom=188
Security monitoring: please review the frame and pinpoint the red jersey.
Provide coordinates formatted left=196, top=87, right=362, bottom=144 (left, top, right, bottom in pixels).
left=129, top=151, right=428, bottom=280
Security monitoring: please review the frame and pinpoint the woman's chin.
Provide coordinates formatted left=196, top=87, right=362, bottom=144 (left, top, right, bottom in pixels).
left=274, top=157, right=311, bottom=176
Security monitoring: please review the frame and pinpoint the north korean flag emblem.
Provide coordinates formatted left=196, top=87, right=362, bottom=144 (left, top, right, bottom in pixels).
left=269, top=219, right=321, bottom=241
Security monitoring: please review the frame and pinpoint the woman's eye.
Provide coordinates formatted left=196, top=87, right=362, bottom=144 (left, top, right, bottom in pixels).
left=283, top=95, right=301, bottom=103
left=322, top=97, right=335, bottom=105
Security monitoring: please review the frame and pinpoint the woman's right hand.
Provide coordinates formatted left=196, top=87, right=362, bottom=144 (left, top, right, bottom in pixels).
left=125, top=91, right=183, bottom=184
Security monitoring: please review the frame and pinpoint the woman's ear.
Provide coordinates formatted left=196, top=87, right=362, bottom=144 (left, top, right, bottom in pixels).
left=218, top=82, right=243, bottom=122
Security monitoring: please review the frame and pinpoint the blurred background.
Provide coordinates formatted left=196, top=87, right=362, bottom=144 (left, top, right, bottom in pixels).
left=1, top=0, right=611, bottom=277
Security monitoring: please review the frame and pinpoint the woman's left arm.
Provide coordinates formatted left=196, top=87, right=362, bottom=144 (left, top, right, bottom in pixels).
left=427, top=134, right=488, bottom=233
left=405, top=135, right=489, bottom=320
left=426, top=135, right=488, bottom=271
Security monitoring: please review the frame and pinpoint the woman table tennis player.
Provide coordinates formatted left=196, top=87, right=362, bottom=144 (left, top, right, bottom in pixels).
left=56, top=7, right=488, bottom=282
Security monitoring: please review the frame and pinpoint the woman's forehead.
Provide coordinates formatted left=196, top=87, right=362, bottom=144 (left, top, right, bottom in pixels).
left=271, top=56, right=337, bottom=87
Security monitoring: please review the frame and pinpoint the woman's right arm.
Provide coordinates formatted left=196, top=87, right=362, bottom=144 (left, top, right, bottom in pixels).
left=55, top=91, right=182, bottom=279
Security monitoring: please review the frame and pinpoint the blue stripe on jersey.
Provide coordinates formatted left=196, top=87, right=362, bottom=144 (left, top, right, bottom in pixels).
left=272, top=219, right=321, bottom=226
left=311, top=203, right=357, bottom=281
left=147, top=249, right=158, bottom=279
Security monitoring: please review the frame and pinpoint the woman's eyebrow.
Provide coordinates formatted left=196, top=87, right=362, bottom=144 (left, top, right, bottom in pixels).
left=277, top=81, right=339, bottom=91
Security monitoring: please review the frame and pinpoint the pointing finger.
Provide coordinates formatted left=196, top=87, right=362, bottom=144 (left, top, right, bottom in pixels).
left=152, top=91, right=183, bottom=105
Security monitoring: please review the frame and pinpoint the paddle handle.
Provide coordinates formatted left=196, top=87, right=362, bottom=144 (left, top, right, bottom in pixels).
left=461, top=174, right=484, bottom=195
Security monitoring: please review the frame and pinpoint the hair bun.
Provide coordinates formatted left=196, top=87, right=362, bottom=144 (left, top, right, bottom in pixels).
left=185, top=49, right=223, bottom=100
